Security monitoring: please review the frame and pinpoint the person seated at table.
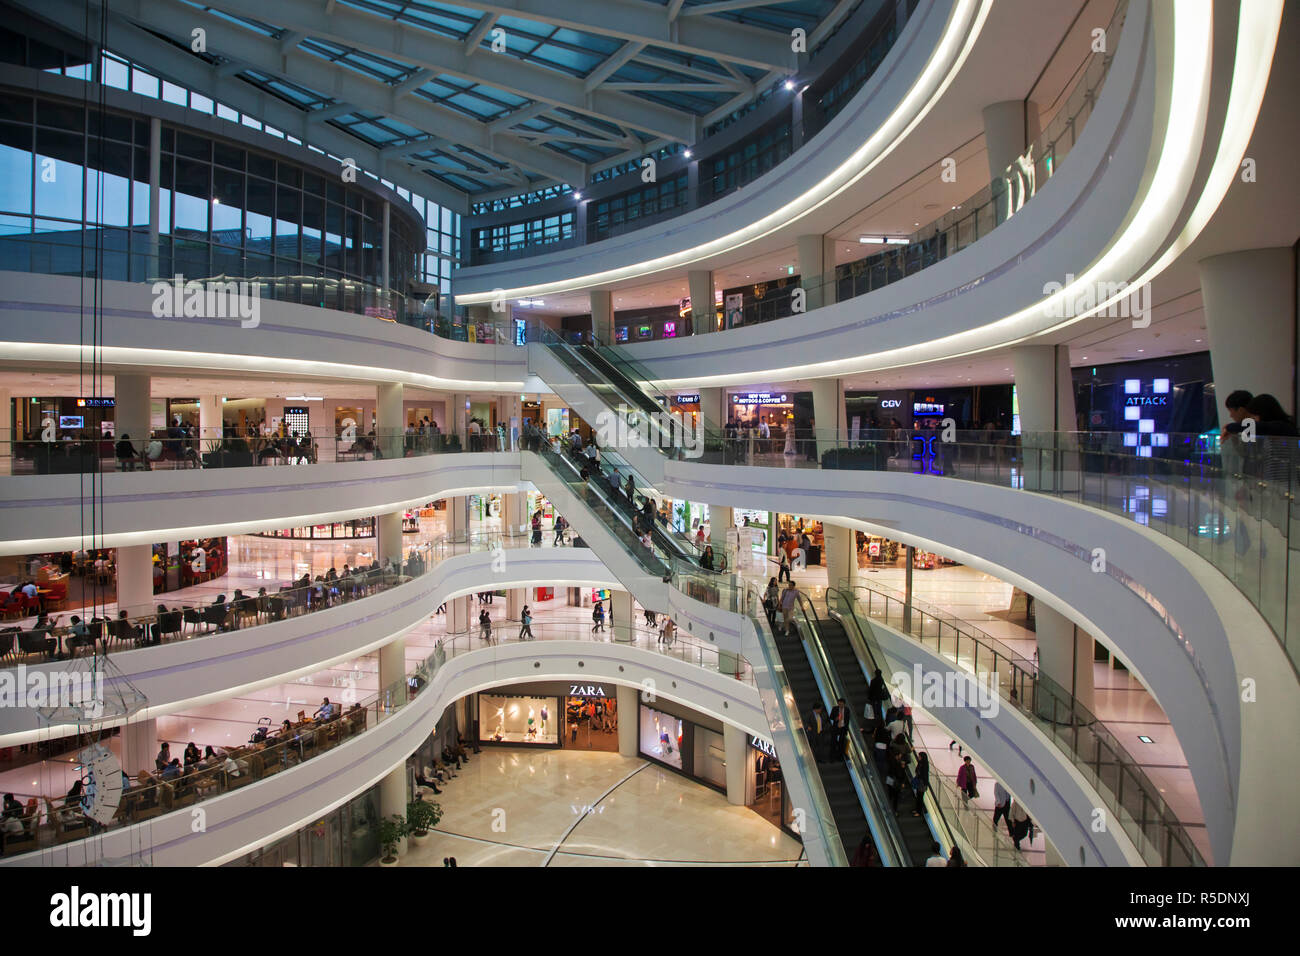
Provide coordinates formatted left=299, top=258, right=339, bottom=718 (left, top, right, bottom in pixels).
left=183, top=742, right=201, bottom=768
left=2, top=794, right=23, bottom=819
left=160, top=759, right=182, bottom=781
left=279, top=719, right=294, bottom=738
left=66, top=779, right=84, bottom=801
left=415, top=768, right=443, bottom=794
left=114, top=609, right=143, bottom=644
left=202, top=745, right=227, bottom=765
left=144, top=435, right=164, bottom=466
left=156, top=742, right=172, bottom=772
left=19, top=580, right=38, bottom=601
left=65, top=615, right=92, bottom=656
left=314, top=697, right=337, bottom=721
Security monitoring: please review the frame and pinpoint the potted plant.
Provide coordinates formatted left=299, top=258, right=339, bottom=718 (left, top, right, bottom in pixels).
left=377, top=813, right=407, bottom=867
left=406, top=797, right=443, bottom=845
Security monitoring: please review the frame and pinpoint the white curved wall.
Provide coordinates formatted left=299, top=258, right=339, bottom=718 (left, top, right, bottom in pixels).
left=2, top=639, right=767, bottom=867
left=0, top=452, right=521, bottom=556
left=0, top=271, right=526, bottom=390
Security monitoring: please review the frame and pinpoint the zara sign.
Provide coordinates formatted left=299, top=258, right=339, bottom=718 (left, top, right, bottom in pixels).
left=569, top=684, right=608, bottom=698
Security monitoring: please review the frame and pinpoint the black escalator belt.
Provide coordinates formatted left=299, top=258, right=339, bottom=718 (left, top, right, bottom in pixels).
left=816, top=619, right=932, bottom=865
left=772, top=622, right=871, bottom=860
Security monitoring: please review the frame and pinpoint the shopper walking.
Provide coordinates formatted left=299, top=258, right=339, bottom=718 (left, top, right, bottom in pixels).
left=868, top=668, right=890, bottom=725
left=957, top=754, right=978, bottom=804
left=553, top=514, right=568, bottom=546
left=992, top=780, right=1012, bottom=830
left=779, top=579, right=799, bottom=635
left=478, top=608, right=493, bottom=645
left=777, top=547, right=792, bottom=583
left=591, top=601, right=605, bottom=633
left=1009, top=800, right=1032, bottom=850
left=910, top=752, right=930, bottom=817
left=829, top=697, right=850, bottom=760
left=518, top=606, right=534, bottom=641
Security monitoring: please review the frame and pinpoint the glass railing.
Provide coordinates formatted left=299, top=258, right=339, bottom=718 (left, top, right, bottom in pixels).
left=829, top=584, right=1206, bottom=867
left=674, top=426, right=1298, bottom=664
left=0, top=527, right=556, bottom=670
left=445, top=619, right=755, bottom=685
left=0, top=424, right=489, bottom=475
left=0, top=230, right=441, bottom=331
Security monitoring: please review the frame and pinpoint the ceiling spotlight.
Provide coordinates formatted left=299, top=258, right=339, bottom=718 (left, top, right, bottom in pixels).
left=683, top=149, right=693, bottom=158
left=573, top=191, right=583, bottom=200
left=783, top=79, right=795, bottom=91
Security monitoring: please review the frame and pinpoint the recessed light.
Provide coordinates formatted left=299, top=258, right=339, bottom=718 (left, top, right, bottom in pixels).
left=683, top=149, right=692, bottom=158
left=783, top=80, right=795, bottom=91
left=1137, top=735, right=1153, bottom=744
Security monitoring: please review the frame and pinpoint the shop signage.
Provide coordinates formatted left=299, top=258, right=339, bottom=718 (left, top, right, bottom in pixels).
left=749, top=735, right=777, bottom=757
left=1124, top=396, right=1167, bottom=406
left=76, top=397, right=115, bottom=407
left=731, top=393, right=788, bottom=405
left=880, top=399, right=902, bottom=408
left=569, top=684, right=608, bottom=698
left=675, top=394, right=700, bottom=405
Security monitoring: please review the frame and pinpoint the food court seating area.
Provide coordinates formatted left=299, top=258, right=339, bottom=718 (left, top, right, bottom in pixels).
left=1, top=703, right=373, bottom=857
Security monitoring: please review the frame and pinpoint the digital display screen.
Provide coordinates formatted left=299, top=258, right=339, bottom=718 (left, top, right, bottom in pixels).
left=59, top=415, right=84, bottom=429
left=913, top=402, right=944, bottom=416
left=662, top=321, right=676, bottom=338
left=615, top=326, right=629, bottom=342
left=637, top=325, right=653, bottom=339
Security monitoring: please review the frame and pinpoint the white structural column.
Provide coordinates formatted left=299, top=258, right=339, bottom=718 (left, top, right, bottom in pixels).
left=379, top=765, right=407, bottom=856
left=377, top=382, right=404, bottom=460
left=822, top=523, right=857, bottom=591
left=502, top=491, right=524, bottom=535
left=723, top=721, right=747, bottom=806
left=115, top=373, right=151, bottom=456
left=612, top=589, right=633, bottom=643
left=377, top=512, right=404, bottom=568
left=796, top=234, right=837, bottom=311
left=591, top=290, right=614, bottom=344
left=616, top=684, right=638, bottom=757
left=450, top=393, right=469, bottom=449
left=118, top=717, right=157, bottom=776
left=448, top=496, right=469, bottom=539
left=496, top=395, right=522, bottom=450
left=982, top=100, right=1040, bottom=179
left=1198, top=248, right=1297, bottom=411
left=115, top=544, right=154, bottom=618
left=983, top=100, right=1041, bottom=225
left=0, top=386, right=10, bottom=475
left=507, top=587, right=525, bottom=621
left=379, top=634, right=407, bottom=707
left=1012, top=345, right=1077, bottom=491
left=198, top=394, right=221, bottom=453
left=688, top=269, right=714, bottom=335
left=1033, top=602, right=1095, bottom=718
left=809, top=376, right=844, bottom=463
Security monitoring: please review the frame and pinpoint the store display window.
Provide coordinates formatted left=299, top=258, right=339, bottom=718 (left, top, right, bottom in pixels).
left=478, top=693, right=559, bottom=745
left=639, top=705, right=684, bottom=770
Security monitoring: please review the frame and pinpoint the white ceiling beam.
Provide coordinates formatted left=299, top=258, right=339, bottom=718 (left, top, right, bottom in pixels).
left=666, top=0, right=687, bottom=21
left=604, top=82, right=736, bottom=93
left=488, top=101, right=551, bottom=134
left=390, top=0, right=796, bottom=72
left=463, top=13, right=498, bottom=56
left=583, top=40, right=644, bottom=92
left=106, top=0, right=589, bottom=185
left=391, top=68, right=434, bottom=98
left=680, top=0, right=799, bottom=16
left=198, top=0, right=696, bottom=141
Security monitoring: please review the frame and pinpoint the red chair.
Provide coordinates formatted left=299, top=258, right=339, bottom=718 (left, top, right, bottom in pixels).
left=0, top=591, right=23, bottom=621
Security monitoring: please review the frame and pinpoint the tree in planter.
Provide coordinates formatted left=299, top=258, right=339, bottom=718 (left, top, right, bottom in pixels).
left=407, top=797, right=443, bottom=838
left=378, top=814, right=407, bottom=865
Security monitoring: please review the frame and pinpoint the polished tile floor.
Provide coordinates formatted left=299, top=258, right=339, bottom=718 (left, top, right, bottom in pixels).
left=399, top=747, right=803, bottom=867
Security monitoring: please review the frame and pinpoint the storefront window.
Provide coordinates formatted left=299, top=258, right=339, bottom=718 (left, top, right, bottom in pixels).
left=479, top=693, right=559, bottom=745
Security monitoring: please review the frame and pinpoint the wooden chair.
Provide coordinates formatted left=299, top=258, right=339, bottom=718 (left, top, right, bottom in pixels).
left=44, top=797, right=90, bottom=844
left=1, top=808, right=38, bottom=856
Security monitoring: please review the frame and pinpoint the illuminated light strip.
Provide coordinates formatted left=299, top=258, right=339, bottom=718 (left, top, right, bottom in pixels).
left=0, top=341, right=527, bottom=393
left=643, top=1, right=1278, bottom=389
left=455, top=0, right=993, bottom=303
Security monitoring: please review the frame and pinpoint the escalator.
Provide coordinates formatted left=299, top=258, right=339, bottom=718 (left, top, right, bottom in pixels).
left=816, top=614, right=937, bottom=863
